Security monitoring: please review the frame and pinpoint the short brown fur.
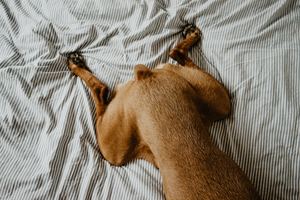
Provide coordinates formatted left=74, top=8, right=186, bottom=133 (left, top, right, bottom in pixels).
left=67, top=26, right=260, bottom=200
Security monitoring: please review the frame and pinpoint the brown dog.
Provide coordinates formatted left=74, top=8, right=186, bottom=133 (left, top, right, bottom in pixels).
left=67, top=26, right=260, bottom=200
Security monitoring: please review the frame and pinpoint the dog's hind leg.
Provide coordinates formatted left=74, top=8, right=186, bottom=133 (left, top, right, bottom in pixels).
left=169, top=25, right=201, bottom=68
left=67, top=52, right=108, bottom=118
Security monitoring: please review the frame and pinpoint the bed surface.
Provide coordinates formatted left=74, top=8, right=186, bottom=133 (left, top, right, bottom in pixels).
left=1, top=0, right=299, bottom=199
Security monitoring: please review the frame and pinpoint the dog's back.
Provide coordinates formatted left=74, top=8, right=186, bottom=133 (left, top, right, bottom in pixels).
left=122, top=66, right=261, bottom=200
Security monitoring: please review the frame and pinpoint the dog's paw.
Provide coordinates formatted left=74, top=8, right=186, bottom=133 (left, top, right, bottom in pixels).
left=182, top=24, right=201, bottom=39
left=67, top=52, right=91, bottom=74
left=67, top=52, right=85, bottom=67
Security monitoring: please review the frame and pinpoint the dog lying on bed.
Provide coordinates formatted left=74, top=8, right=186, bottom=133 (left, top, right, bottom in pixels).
left=67, top=25, right=260, bottom=200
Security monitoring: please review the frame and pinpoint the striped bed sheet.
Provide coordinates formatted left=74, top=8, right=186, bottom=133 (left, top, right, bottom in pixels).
left=0, top=0, right=299, bottom=199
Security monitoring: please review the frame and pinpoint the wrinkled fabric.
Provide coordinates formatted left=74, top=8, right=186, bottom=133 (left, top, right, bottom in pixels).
left=0, top=0, right=299, bottom=199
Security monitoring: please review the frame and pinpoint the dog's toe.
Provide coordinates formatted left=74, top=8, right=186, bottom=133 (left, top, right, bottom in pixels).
left=66, top=52, right=92, bottom=74
left=182, top=24, right=201, bottom=39
left=67, top=52, right=85, bottom=65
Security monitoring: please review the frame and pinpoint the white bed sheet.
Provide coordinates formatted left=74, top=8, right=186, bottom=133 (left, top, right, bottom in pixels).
left=0, top=0, right=299, bottom=199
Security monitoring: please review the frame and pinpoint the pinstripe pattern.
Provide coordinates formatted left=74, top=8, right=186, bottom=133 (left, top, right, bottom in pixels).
left=0, top=0, right=299, bottom=199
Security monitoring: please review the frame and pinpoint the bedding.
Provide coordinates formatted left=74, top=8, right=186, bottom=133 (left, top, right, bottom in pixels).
left=0, top=0, right=299, bottom=199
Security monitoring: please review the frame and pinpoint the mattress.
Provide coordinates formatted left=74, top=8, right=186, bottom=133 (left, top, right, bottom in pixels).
left=0, top=0, right=299, bottom=199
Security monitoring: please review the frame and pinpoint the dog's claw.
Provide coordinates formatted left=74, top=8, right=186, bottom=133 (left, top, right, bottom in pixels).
left=67, top=52, right=85, bottom=65
left=67, top=52, right=92, bottom=73
left=182, top=24, right=201, bottom=39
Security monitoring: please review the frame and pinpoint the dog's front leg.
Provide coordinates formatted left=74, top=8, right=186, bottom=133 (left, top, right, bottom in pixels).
left=67, top=52, right=108, bottom=117
left=67, top=53, right=151, bottom=167
left=169, top=25, right=201, bottom=68
left=168, top=26, right=231, bottom=122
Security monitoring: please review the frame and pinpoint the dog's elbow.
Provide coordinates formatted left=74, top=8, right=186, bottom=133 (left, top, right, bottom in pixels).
left=97, top=136, right=130, bottom=167
left=216, top=89, right=231, bottom=119
left=204, top=87, right=231, bottom=122
left=105, top=156, right=126, bottom=166
left=219, top=95, right=231, bottom=117
left=99, top=148, right=127, bottom=166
